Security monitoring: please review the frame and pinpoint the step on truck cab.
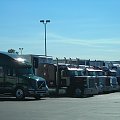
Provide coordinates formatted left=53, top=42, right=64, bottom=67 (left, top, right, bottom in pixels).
left=0, top=52, right=48, bottom=100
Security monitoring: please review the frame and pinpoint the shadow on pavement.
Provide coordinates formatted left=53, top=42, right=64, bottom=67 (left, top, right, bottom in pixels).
left=0, top=97, right=46, bottom=102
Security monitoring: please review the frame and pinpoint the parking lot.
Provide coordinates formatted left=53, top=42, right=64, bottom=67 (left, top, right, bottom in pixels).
left=0, top=93, right=120, bottom=120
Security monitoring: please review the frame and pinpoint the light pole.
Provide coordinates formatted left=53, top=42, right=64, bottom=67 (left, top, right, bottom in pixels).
left=19, top=48, right=23, bottom=55
left=40, top=20, right=50, bottom=57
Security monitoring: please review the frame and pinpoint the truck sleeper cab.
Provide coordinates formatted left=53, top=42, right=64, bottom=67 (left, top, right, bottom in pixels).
left=0, top=52, right=48, bottom=100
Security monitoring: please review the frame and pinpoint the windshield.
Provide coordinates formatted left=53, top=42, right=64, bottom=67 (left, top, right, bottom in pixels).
left=17, top=67, right=34, bottom=75
left=77, top=70, right=84, bottom=76
left=69, top=70, right=84, bottom=76
left=110, top=72, right=116, bottom=76
left=96, top=71, right=104, bottom=76
left=69, top=70, right=77, bottom=76
left=88, top=71, right=96, bottom=76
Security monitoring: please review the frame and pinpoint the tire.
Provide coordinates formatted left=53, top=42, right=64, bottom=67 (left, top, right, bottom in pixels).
left=15, top=88, right=25, bottom=100
left=74, top=88, right=82, bottom=98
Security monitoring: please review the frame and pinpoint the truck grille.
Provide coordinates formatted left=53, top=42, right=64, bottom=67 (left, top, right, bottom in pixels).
left=89, top=78, right=95, bottom=88
left=37, top=81, right=46, bottom=89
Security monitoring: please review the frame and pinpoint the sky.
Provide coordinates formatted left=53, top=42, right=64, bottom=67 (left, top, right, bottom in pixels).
left=0, top=0, right=120, bottom=61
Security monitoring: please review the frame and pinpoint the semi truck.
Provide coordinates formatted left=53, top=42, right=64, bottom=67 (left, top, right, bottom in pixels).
left=105, top=69, right=119, bottom=92
left=85, top=67, right=119, bottom=93
left=87, top=68, right=112, bottom=93
left=0, top=52, right=48, bottom=100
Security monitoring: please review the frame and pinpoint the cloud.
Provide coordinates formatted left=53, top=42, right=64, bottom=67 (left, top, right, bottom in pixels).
left=48, top=33, right=120, bottom=49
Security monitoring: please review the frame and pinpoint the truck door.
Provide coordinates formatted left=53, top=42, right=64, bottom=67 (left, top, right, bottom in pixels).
left=4, top=67, right=18, bottom=93
left=0, top=66, right=4, bottom=93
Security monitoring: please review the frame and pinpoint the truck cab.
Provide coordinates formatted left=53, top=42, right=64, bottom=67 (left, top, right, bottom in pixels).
left=0, top=52, right=48, bottom=100
left=60, top=65, right=98, bottom=97
left=86, top=67, right=113, bottom=93
left=105, top=69, right=119, bottom=92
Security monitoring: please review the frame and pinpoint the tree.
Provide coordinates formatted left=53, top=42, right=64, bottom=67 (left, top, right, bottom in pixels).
left=8, top=49, right=18, bottom=54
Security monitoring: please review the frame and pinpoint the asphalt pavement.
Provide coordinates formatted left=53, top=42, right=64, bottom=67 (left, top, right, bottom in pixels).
left=0, top=93, right=120, bottom=120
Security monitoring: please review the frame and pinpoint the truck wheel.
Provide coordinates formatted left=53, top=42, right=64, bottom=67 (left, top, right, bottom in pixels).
left=15, top=88, right=25, bottom=100
left=74, top=88, right=82, bottom=97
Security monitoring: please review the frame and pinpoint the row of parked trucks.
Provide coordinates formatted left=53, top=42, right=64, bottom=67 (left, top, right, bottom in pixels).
left=37, top=62, right=120, bottom=97
left=0, top=52, right=120, bottom=100
left=22, top=55, right=120, bottom=97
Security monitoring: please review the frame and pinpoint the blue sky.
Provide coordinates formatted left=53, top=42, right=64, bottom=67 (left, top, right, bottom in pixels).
left=0, top=0, right=120, bottom=60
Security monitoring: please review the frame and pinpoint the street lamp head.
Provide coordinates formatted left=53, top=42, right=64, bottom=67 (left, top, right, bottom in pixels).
left=40, top=20, right=44, bottom=23
left=19, top=48, right=23, bottom=50
left=46, top=20, right=50, bottom=23
left=40, top=20, right=50, bottom=24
